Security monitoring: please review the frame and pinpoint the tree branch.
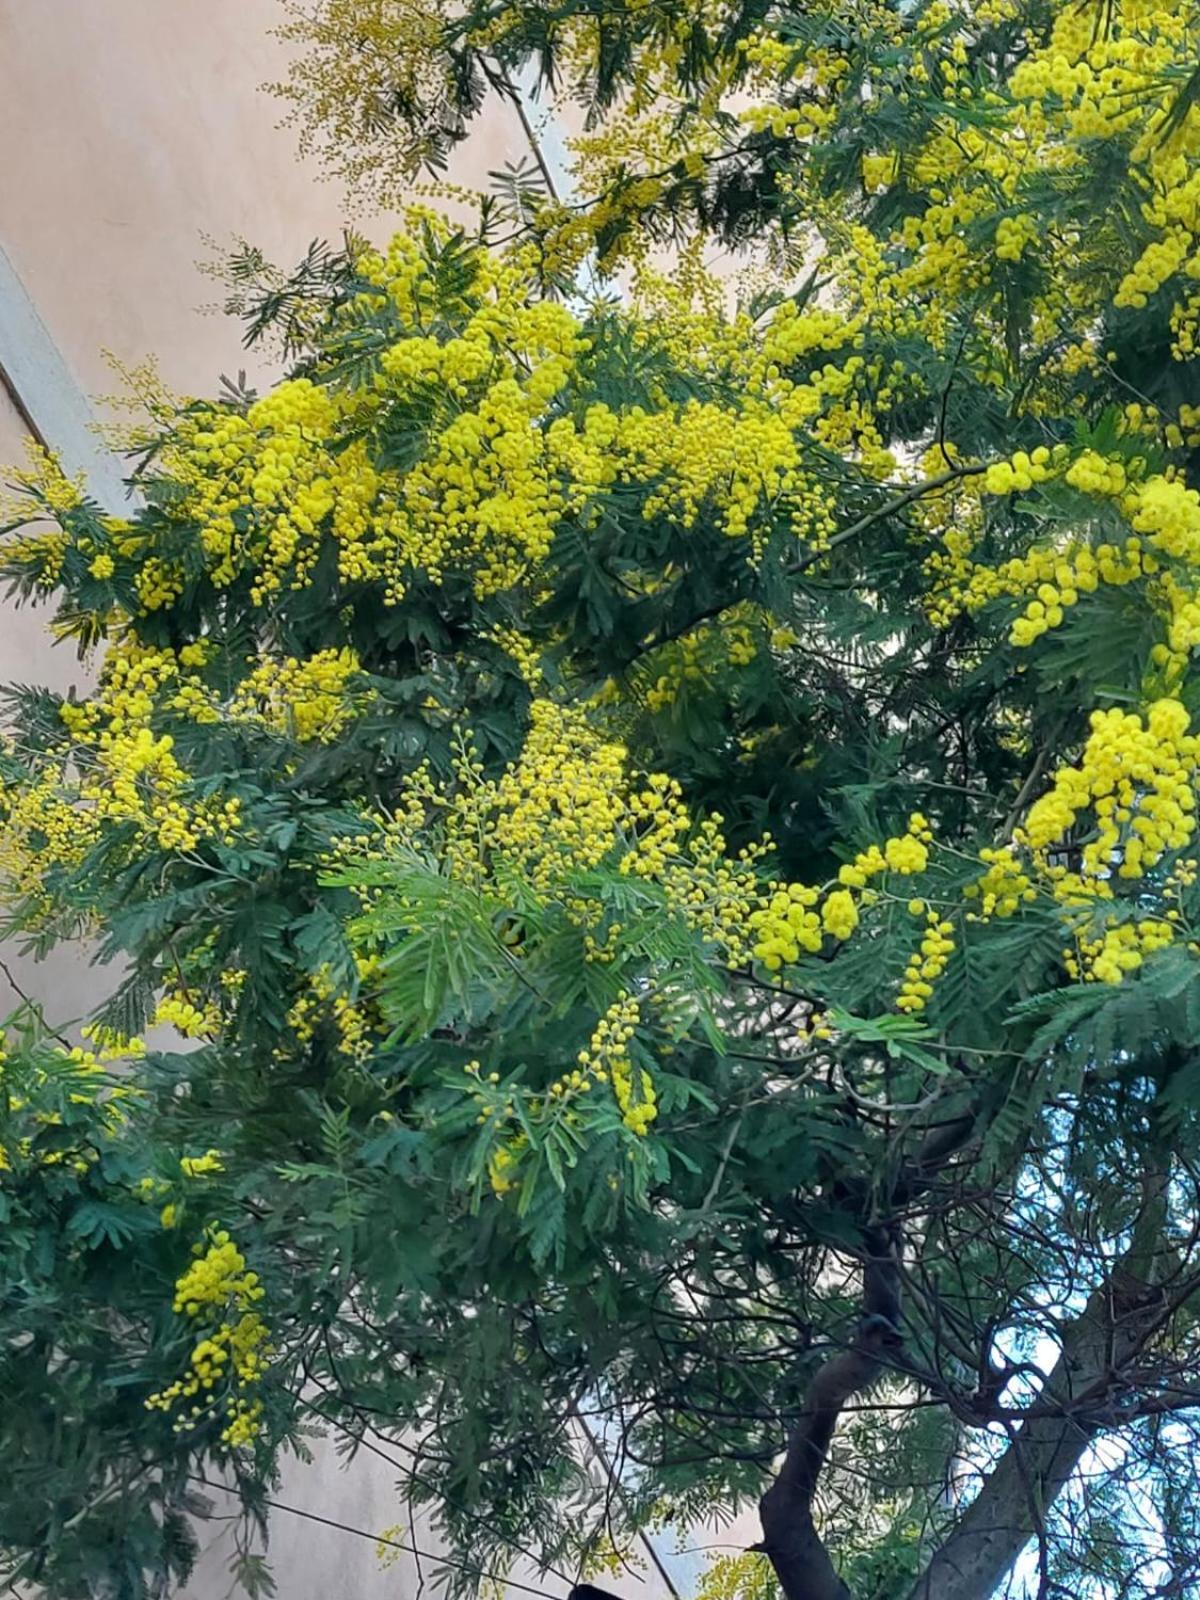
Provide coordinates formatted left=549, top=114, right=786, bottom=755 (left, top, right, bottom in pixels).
left=904, top=1165, right=1178, bottom=1600
left=789, top=465, right=988, bottom=579
left=758, top=1230, right=904, bottom=1600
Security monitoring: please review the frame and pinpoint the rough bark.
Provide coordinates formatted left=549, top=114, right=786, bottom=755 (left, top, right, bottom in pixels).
left=758, top=1232, right=903, bottom=1600
left=903, top=1180, right=1175, bottom=1600
left=758, top=1167, right=1174, bottom=1600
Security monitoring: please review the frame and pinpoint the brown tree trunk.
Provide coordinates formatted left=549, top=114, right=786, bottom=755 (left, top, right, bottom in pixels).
left=758, top=1234, right=902, bottom=1600
left=904, top=1236, right=1173, bottom=1600
left=758, top=1171, right=1175, bottom=1600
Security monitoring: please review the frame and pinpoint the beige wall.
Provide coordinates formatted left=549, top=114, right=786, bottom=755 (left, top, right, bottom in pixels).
left=0, top=9, right=690, bottom=1600
left=180, top=1448, right=583, bottom=1600
left=0, top=0, right=531, bottom=397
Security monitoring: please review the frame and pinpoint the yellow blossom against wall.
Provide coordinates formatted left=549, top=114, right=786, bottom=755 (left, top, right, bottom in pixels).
left=263, top=0, right=1200, bottom=496
left=9, top=196, right=1200, bottom=1059
left=269, top=0, right=457, bottom=213
left=0, top=223, right=893, bottom=626
left=145, top=1226, right=270, bottom=1447
left=0, top=1028, right=145, bottom=1175
left=230, top=5, right=1200, bottom=784
left=13, top=4, right=1200, bottom=1588
left=14, top=28, right=1200, bottom=1124
left=277, top=0, right=1200, bottom=340
left=0, top=640, right=245, bottom=923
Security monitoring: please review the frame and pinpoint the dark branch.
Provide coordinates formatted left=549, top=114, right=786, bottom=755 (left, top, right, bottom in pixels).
left=758, top=1229, right=903, bottom=1600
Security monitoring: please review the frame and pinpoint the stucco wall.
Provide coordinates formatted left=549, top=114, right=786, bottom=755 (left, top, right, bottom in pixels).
left=0, top=0, right=531, bottom=396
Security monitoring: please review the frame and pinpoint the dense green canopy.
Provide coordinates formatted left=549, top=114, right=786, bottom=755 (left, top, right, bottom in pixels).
left=6, top=3, right=1200, bottom=1599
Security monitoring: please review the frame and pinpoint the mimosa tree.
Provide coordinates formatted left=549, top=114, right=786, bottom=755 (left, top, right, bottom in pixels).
left=7, top=4, right=1200, bottom=1598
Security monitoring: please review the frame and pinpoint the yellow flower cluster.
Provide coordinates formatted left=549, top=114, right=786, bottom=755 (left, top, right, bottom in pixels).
left=269, top=0, right=451, bottom=214
left=155, top=993, right=221, bottom=1039
left=1018, top=700, right=1198, bottom=886
left=230, top=648, right=362, bottom=743
left=1066, top=916, right=1176, bottom=984
left=0, top=1031, right=146, bottom=1175
left=936, top=534, right=1133, bottom=649
left=695, top=1550, right=777, bottom=1600
left=146, top=1227, right=269, bottom=1447
left=982, top=448, right=1057, bottom=497
left=180, top=1149, right=224, bottom=1178
left=1065, top=452, right=1130, bottom=498
left=577, top=994, right=657, bottom=1136
left=745, top=0, right=1200, bottom=418
left=861, top=153, right=900, bottom=194
left=897, top=911, right=956, bottom=1015
left=127, top=224, right=853, bottom=605
left=0, top=631, right=370, bottom=944
left=417, top=701, right=890, bottom=976
left=275, top=0, right=1200, bottom=415
left=486, top=624, right=545, bottom=688
left=838, top=814, right=934, bottom=887
left=642, top=614, right=760, bottom=713
left=222, top=1397, right=266, bottom=1448
left=485, top=990, right=660, bottom=1148
left=950, top=703, right=1200, bottom=987
left=487, top=1137, right=526, bottom=1198
left=925, top=441, right=1200, bottom=667
left=170, top=1228, right=263, bottom=1317
left=994, top=214, right=1038, bottom=263
left=0, top=439, right=84, bottom=521
left=285, top=961, right=377, bottom=1059
left=820, top=889, right=859, bottom=942
left=96, top=720, right=240, bottom=853
left=356, top=700, right=979, bottom=1029
left=745, top=883, right=823, bottom=970
left=966, top=848, right=1035, bottom=920
left=0, top=640, right=250, bottom=916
